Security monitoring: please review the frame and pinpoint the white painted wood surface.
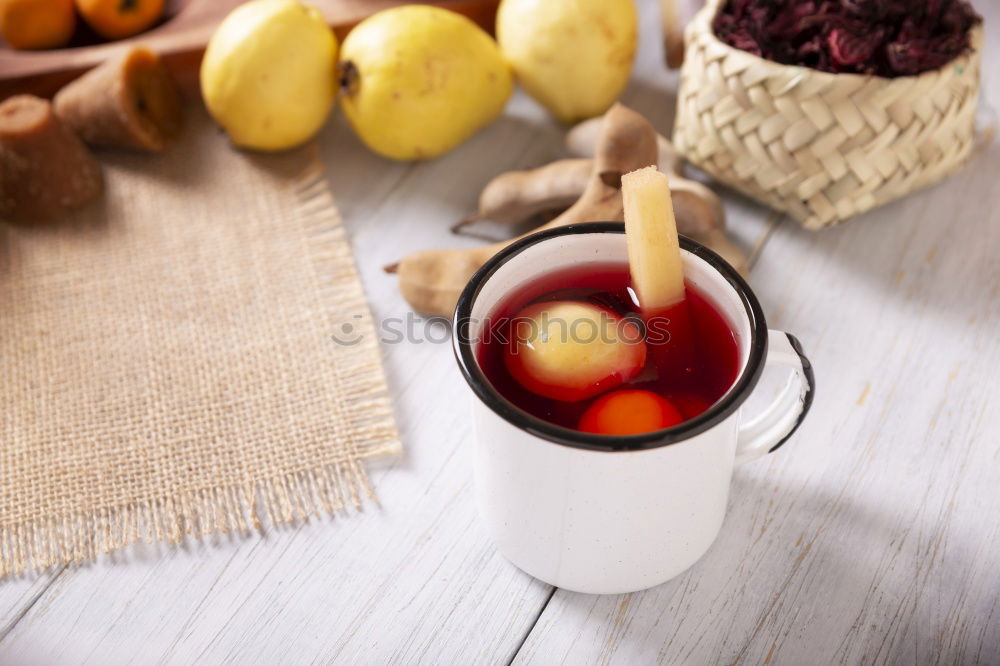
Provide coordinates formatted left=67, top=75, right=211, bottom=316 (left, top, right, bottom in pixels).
left=1, top=1, right=997, bottom=663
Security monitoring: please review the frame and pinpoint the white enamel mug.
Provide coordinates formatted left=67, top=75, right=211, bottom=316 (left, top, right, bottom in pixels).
left=453, top=223, right=815, bottom=595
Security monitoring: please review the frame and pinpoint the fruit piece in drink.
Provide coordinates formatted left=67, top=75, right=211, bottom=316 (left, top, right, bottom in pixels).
left=578, top=389, right=684, bottom=435
left=503, top=300, right=646, bottom=402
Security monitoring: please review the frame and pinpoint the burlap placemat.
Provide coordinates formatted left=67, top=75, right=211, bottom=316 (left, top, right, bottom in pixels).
left=0, top=107, right=400, bottom=577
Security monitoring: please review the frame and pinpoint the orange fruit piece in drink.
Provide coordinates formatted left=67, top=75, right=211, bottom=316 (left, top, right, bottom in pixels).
left=578, top=390, right=684, bottom=435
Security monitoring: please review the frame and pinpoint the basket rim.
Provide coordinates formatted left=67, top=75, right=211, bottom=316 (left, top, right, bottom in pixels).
left=690, top=0, right=983, bottom=84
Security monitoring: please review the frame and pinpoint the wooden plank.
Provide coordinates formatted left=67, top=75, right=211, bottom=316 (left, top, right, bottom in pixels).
left=514, top=4, right=1000, bottom=663
left=0, top=571, right=62, bottom=639
left=0, top=0, right=777, bottom=660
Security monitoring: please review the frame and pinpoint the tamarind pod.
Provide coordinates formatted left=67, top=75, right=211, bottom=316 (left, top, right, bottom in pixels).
left=566, top=115, right=682, bottom=175
left=54, top=46, right=183, bottom=152
left=669, top=178, right=725, bottom=235
left=394, top=103, right=659, bottom=316
left=392, top=245, right=497, bottom=318
left=397, top=182, right=632, bottom=317
left=0, top=95, right=103, bottom=223
left=563, top=116, right=602, bottom=159
left=453, top=158, right=591, bottom=231
left=457, top=157, right=724, bottom=240
left=566, top=110, right=747, bottom=272
left=588, top=104, right=659, bottom=180
left=569, top=115, right=720, bottom=244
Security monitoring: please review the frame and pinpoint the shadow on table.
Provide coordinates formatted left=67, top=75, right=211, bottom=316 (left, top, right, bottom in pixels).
left=546, top=471, right=988, bottom=664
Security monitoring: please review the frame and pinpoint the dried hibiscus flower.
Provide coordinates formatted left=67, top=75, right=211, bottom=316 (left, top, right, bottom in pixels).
left=713, top=0, right=981, bottom=77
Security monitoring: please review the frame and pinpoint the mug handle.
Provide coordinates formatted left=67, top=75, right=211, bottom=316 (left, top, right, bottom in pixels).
left=735, top=331, right=815, bottom=464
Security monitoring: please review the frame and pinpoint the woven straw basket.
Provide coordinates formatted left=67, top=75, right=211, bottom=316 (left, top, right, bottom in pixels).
left=673, top=0, right=983, bottom=229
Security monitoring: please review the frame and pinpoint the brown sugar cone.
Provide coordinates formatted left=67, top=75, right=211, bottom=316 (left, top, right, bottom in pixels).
left=54, top=46, right=183, bottom=152
left=0, top=95, right=103, bottom=223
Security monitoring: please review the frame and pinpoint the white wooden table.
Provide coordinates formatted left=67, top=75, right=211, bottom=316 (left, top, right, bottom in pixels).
left=2, top=1, right=999, bottom=663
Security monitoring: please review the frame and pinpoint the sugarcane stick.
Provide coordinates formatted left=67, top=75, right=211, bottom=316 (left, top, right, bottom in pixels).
left=622, top=165, right=693, bottom=371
